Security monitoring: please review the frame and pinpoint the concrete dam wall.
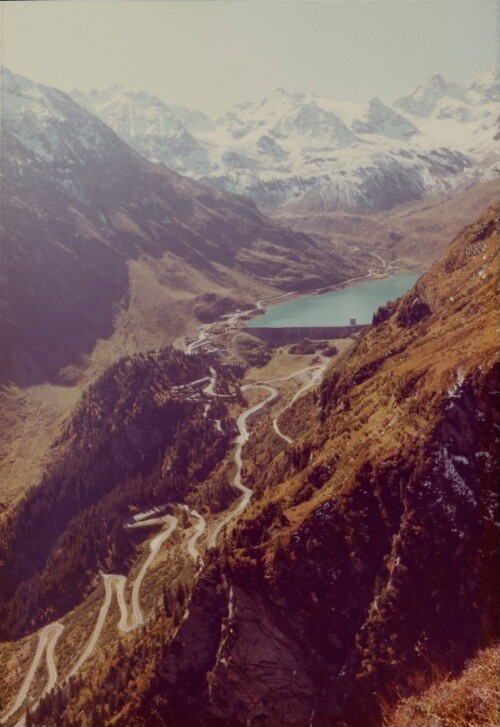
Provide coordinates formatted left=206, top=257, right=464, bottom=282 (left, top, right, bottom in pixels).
left=245, top=325, right=366, bottom=346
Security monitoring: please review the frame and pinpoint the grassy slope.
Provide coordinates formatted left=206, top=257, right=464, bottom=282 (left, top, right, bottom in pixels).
left=388, top=645, right=499, bottom=727
left=272, top=178, right=500, bottom=270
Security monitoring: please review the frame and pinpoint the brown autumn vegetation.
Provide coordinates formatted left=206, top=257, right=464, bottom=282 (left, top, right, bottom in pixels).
left=146, top=206, right=498, bottom=727
left=388, top=645, right=500, bottom=727
left=15, top=207, right=500, bottom=727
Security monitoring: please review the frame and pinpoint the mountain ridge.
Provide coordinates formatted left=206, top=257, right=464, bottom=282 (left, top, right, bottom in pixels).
left=71, top=69, right=499, bottom=215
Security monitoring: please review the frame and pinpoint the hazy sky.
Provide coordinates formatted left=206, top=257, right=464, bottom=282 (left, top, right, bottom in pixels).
left=2, top=1, right=498, bottom=116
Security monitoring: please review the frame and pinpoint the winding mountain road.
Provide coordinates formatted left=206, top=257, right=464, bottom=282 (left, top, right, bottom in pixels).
left=68, top=513, right=177, bottom=679
left=208, top=384, right=277, bottom=548
left=185, top=324, right=211, bottom=354
left=5, top=351, right=286, bottom=722
left=272, top=418, right=293, bottom=445
left=6, top=293, right=333, bottom=725
left=128, top=515, right=177, bottom=629
left=3, top=623, right=64, bottom=723
left=289, top=368, right=323, bottom=407
left=254, top=363, right=327, bottom=445
left=4, top=514, right=178, bottom=724
left=180, top=506, right=206, bottom=566
left=369, top=251, right=387, bottom=269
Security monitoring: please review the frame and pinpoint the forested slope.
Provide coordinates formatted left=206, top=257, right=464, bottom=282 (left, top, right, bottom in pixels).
left=0, top=348, right=237, bottom=639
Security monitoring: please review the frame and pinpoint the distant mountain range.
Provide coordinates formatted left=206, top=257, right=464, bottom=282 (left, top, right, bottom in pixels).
left=72, top=70, right=499, bottom=214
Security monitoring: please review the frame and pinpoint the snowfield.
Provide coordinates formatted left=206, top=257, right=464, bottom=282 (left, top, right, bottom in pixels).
left=69, top=69, right=499, bottom=213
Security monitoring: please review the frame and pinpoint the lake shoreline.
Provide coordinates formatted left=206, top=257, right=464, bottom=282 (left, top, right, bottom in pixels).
left=247, top=271, right=421, bottom=329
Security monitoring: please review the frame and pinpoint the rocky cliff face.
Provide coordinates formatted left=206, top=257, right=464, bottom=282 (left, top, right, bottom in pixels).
left=152, top=207, right=499, bottom=726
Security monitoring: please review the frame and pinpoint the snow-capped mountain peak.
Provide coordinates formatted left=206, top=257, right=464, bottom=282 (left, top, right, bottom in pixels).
left=52, top=68, right=498, bottom=215
left=217, top=90, right=355, bottom=148
left=466, top=68, right=500, bottom=104
left=72, top=85, right=214, bottom=134
left=351, top=96, right=418, bottom=139
left=1, top=66, right=123, bottom=165
left=69, top=84, right=216, bottom=173
left=396, top=73, right=468, bottom=117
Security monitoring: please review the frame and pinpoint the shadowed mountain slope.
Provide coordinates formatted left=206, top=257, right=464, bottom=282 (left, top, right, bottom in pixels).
left=0, top=347, right=237, bottom=640
left=0, top=68, right=355, bottom=386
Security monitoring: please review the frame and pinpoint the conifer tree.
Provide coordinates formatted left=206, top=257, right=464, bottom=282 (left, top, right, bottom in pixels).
left=176, top=583, right=185, bottom=607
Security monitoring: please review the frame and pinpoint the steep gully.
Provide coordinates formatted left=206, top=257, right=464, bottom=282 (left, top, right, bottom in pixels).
left=2, top=290, right=331, bottom=726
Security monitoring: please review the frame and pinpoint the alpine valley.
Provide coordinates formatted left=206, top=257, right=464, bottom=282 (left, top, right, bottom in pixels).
left=0, top=61, right=498, bottom=727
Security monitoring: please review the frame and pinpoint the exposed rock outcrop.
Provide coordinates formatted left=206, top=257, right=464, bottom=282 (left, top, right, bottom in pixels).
left=208, top=586, right=315, bottom=727
left=396, top=295, right=431, bottom=327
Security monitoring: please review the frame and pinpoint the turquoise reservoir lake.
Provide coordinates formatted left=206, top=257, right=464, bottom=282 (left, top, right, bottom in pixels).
left=247, top=273, right=420, bottom=328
